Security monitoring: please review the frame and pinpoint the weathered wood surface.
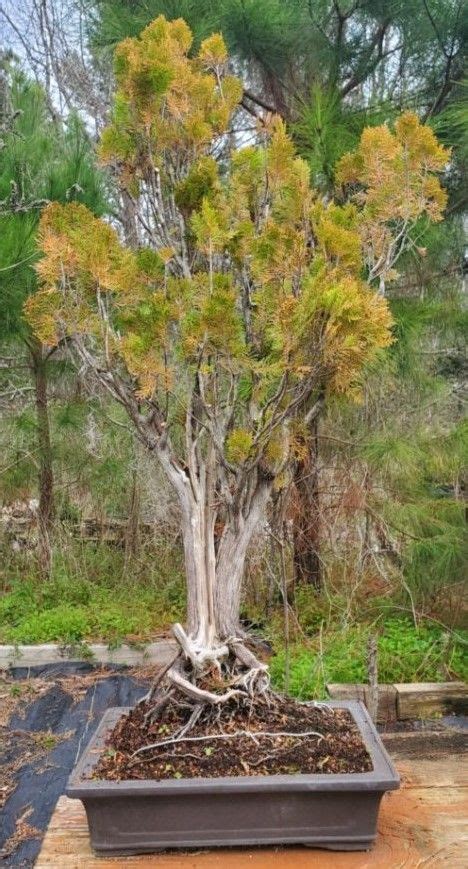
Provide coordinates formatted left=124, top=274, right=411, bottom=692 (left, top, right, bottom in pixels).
left=326, top=683, right=397, bottom=723
left=327, top=681, right=468, bottom=722
left=36, top=754, right=468, bottom=867
left=395, top=681, right=467, bottom=719
left=0, top=640, right=177, bottom=670
left=382, top=728, right=468, bottom=763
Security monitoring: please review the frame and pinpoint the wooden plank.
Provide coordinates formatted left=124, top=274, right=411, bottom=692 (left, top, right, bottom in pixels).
left=395, top=682, right=467, bottom=719
left=326, top=683, right=397, bottom=724
left=36, top=755, right=468, bottom=868
left=382, top=728, right=468, bottom=763
left=0, top=640, right=177, bottom=670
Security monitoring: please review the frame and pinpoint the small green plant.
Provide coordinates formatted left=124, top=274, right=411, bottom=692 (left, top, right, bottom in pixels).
left=34, top=730, right=59, bottom=751
left=270, top=617, right=467, bottom=698
left=0, top=541, right=186, bottom=644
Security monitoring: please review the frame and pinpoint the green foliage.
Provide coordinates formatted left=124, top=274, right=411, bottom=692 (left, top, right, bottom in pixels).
left=94, top=0, right=307, bottom=72
left=293, top=87, right=373, bottom=190
left=0, top=542, right=185, bottom=644
left=319, top=273, right=467, bottom=614
left=94, top=1, right=467, bottom=118
left=0, top=71, right=107, bottom=339
left=432, top=79, right=468, bottom=213
left=270, top=618, right=468, bottom=699
left=225, top=428, right=253, bottom=464
left=398, top=498, right=467, bottom=597
left=0, top=395, right=134, bottom=511
left=93, top=1, right=215, bottom=50
left=175, top=157, right=219, bottom=215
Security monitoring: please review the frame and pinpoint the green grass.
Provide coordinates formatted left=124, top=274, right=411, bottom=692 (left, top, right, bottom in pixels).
left=1, top=540, right=466, bottom=700
left=0, top=541, right=185, bottom=645
left=270, top=617, right=468, bottom=699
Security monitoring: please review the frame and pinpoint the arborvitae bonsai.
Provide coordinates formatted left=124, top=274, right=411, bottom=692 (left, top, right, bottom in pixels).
left=26, top=17, right=447, bottom=720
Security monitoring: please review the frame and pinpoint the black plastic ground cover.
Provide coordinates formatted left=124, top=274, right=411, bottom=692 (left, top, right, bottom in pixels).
left=0, top=664, right=148, bottom=867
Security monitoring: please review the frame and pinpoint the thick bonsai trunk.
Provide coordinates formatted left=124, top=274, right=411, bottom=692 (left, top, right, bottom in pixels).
left=181, top=478, right=271, bottom=651
left=215, top=480, right=271, bottom=639
left=145, top=444, right=273, bottom=710
left=181, top=497, right=218, bottom=651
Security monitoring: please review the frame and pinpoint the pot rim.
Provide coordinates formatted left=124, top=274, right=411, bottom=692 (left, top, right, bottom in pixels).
left=67, top=699, right=400, bottom=798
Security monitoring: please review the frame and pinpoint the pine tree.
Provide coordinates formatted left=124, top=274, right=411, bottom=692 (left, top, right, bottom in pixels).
left=0, top=68, right=106, bottom=571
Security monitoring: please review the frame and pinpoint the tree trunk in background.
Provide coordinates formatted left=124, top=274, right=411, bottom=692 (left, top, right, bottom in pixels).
left=29, top=339, right=53, bottom=575
left=292, top=415, right=322, bottom=589
left=125, top=463, right=140, bottom=563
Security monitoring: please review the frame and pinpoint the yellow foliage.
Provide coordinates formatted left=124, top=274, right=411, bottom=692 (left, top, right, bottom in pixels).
left=198, top=33, right=228, bottom=68
left=336, top=113, right=449, bottom=280
left=225, top=429, right=253, bottom=464
left=264, top=431, right=288, bottom=469
left=98, top=16, right=242, bottom=183
left=312, top=203, right=362, bottom=272
left=24, top=18, right=453, bottom=475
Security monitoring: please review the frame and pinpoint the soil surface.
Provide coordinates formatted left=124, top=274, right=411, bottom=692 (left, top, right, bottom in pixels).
left=95, top=698, right=373, bottom=781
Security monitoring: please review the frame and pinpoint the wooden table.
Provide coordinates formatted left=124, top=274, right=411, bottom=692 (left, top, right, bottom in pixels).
left=36, top=749, right=468, bottom=868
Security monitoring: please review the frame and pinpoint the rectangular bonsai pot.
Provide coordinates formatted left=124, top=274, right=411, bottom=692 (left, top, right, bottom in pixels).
left=66, top=700, right=399, bottom=856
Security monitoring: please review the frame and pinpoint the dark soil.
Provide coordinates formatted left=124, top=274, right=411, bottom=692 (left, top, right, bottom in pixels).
left=95, top=698, right=374, bottom=781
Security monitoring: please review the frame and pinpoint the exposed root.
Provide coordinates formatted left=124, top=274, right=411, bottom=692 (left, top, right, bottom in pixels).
left=229, top=639, right=270, bottom=696
left=230, top=639, right=268, bottom=672
left=171, top=703, right=204, bottom=741
left=172, top=623, right=229, bottom=672
left=134, top=623, right=277, bottom=764
left=302, top=700, right=334, bottom=713
left=130, top=727, right=325, bottom=760
left=230, top=666, right=270, bottom=695
left=143, top=688, right=175, bottom=724
left=138, top=651, right=181, bottom=706
left=167, top=665, right=243, bottom=705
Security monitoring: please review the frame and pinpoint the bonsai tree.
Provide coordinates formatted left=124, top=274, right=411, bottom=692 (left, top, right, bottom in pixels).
left=24, top=16, right=445, bottom=708
left=336, top=115, right=449, bottom=295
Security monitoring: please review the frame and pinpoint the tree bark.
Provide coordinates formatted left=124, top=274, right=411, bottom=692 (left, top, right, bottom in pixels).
left=181, top=496, right=217, bottom=649
left=215, top=480, right=272, bottom=639
left=29, top=339, right=54, bottom=575
left=156, top=441, right=271, bottom=653
left=292, top=415, right=322, bottom=589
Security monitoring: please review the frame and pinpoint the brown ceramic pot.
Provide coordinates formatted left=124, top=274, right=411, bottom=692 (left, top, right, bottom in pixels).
left=66, top=700, right=399, bottom=856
